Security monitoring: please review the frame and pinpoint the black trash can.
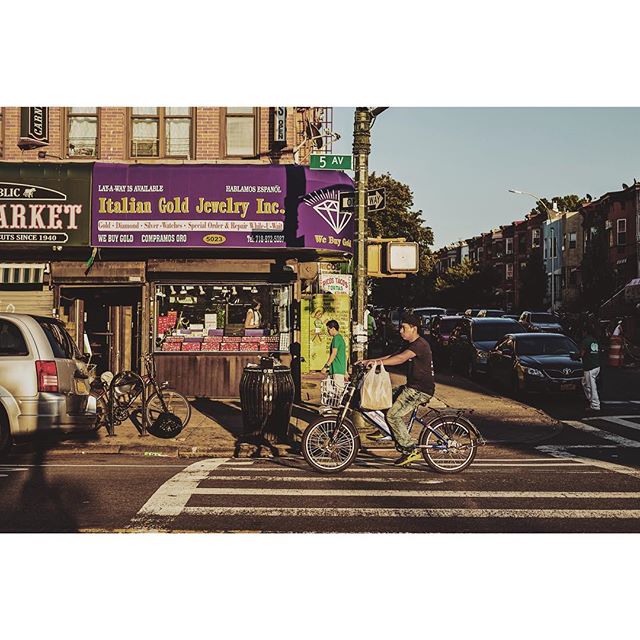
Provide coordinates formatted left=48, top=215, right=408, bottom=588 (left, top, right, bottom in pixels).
left=239, top=357, right=295, bottom=443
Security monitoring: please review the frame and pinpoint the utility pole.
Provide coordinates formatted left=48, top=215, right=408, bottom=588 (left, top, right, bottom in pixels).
left=352, top=107, right=387, bottom=360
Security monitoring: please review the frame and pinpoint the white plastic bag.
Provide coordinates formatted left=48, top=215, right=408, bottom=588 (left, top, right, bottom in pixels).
left=360, top=363, right=393, bottom=410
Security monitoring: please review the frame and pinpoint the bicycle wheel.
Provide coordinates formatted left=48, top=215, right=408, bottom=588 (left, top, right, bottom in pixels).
left=419, top=415, right=477, bottom=473
left=302, top=416, right=359, bottom=474
left=146, top=390, right=192, bottom=427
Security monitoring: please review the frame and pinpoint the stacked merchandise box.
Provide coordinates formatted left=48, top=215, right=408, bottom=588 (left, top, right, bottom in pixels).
left=162, top=342, right=182, bottom=352
left=202, top=338, right=223, bottom=351
left=181, top=341, right=202, bottom=351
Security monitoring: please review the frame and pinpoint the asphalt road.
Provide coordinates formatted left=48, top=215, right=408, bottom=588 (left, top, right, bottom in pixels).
left=2, top=444, right=639, bottom=533
left=2, top=366, right=639, bottom=534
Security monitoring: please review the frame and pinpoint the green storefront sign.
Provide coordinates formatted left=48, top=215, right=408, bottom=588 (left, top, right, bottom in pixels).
left=0, top=163, right=92, bottom=246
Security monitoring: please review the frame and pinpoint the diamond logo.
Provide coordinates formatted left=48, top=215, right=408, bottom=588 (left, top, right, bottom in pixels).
left=302, top=188, right=353, bottom=235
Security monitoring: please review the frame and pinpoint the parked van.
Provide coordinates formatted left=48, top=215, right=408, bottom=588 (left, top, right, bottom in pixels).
left=0, top=313, right=96, bottom=454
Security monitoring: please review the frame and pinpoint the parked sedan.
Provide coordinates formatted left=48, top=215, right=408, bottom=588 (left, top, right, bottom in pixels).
left=487, top=333, right=583, bottom=396
left=518, top=311, right=563, bottom=333
left=449, top=317, right=527, bottom=377
left=429, top=315, right=463, bottom=368
left=0, top=313, right=96, bottom=455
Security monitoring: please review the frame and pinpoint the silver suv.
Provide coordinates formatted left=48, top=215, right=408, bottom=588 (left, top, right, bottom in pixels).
left=0, top=313, right=96, bottom=454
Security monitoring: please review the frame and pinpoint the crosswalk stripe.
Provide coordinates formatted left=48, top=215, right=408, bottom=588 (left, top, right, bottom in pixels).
left=563, top=420, right=640, bottom=447
left=129, top=458, right=229, bottom=522
left=191, top=488, right=640, bottom=499
left=592, top=417, right=640, bottom=432
left=202, top=475, right=445, bottom=484
left=181, top=506, right=640, bottom=519
left=536, top=445, right=640, bottom=479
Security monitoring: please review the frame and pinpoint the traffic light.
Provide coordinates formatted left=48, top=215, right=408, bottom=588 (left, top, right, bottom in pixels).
left=367, top=238, right=419, bottom=278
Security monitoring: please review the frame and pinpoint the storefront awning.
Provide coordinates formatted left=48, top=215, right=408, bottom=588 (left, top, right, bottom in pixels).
left=0, top=263, right=46, bottom=285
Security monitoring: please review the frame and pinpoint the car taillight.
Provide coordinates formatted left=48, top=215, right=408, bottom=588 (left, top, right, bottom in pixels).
left=36, top=360, right=59, bottom=392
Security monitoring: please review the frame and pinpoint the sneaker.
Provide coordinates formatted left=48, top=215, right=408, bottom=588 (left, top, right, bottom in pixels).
left=393, top=448, right=423, bottom=466
left=367, top=431, right=392, bottom=442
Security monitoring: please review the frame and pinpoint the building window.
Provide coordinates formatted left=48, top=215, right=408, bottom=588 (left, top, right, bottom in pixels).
left=568, top=231, right=577, bottom=249
left=66, top=107, right=98, bottom=157
left=130, top=107, right=193, bottom=158
left=224, top=107, right=257, bottom=157
left=617, top=218, right=627, bottom=246
left=506, top=263, right=514, bottom=280
left=532, top=228, right=541, bottom=248
left=505, top=237, right=513, bottom=254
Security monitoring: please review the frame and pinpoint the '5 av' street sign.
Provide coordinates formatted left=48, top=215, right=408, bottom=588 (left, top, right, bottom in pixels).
left=339, top=188, right=386, bottom=212
left=310, top=154, right=353, bottom=170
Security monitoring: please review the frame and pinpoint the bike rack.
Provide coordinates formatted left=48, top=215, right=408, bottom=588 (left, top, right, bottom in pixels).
left=106, top=370, right=148, bottom=438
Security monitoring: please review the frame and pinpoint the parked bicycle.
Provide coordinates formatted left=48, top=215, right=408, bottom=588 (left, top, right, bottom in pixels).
left=92, top=352, right=191, bottom=432
left=302, top=363, right=484, bottom=474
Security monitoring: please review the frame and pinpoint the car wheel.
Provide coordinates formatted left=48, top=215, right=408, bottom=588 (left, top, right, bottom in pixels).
left=0, top=414, right=11, bottom=457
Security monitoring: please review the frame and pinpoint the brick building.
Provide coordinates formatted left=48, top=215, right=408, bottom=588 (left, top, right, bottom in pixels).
left=0, top=107, right=352, bottom=397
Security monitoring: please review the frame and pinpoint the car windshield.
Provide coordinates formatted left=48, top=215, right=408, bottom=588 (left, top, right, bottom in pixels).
left=516, top=335, right=577, bottom=356
left=483, top=310, right=504, bottom=317
left=472, top=321, right=525, bottom=343
left=439, top=318, right=460, bottom=332
left=36, top=319, right=81, bottom=359
left=531, top=313, right=559, bottom=323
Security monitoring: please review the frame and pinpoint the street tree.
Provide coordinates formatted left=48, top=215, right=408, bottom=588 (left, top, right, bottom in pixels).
left=366, top=172, right=435, bottom=307
left=433, top=258, right=499, bottom=309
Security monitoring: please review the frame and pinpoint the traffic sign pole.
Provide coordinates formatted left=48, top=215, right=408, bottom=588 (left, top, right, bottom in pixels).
left=353, top=108, right=371, bottom=360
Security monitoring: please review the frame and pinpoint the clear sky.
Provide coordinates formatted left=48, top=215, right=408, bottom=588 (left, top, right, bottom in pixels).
left=330, top=108, right=640, bottom=249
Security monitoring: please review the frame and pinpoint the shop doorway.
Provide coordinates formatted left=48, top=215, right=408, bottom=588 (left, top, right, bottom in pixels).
left=58, top=286, right=143, bottom=375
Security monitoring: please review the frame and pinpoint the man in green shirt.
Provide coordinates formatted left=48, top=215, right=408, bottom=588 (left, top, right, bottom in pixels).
left=322, top=320, right=347, bottom=389
left=580, top=323, right=601, bottom=412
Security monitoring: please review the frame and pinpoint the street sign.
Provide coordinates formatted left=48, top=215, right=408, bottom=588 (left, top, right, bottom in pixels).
left=310, top=154, right=353, bottom=170
left=367, top=188, right=386, bottom=212
left=339, top=188, right=386, bottom=212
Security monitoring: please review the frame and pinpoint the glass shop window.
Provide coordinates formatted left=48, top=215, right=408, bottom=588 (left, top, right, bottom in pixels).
left=154, top=283, right=291, bottom=353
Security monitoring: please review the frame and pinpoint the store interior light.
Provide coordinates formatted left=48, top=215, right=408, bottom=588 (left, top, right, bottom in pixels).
left=170, top=286, right=177, bottom=295
left=179, top=286, right=187, bottom=294
left=251, top=287, right=258, bottom=294
left=232, top=286, right=237, bottom=296
left=199, top=286, right=205, bottom=295
left=156, top=289, right=166, bottom=298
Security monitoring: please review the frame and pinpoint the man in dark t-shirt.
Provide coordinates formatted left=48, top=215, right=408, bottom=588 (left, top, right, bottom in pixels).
left=361, top=312, right=435, bottom=466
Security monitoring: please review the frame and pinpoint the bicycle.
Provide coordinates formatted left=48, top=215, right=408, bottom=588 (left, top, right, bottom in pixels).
left=302, top=363, right=484, bottom=474
left=93, top=352, right=191, bottom=432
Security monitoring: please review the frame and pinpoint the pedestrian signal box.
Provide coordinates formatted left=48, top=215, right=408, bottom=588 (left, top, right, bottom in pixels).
left=367, top=239, right=419, bottom=277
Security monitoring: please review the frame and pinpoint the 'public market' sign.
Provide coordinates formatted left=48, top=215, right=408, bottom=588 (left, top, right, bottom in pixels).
left=0, top=163, right=92, bottom=246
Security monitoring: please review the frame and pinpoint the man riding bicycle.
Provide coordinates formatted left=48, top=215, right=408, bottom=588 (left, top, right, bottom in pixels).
left=361, top=312, right=435, bottom=467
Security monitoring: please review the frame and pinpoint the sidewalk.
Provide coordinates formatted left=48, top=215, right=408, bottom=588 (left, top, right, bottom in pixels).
left=33, top=369, right=561, bottom=458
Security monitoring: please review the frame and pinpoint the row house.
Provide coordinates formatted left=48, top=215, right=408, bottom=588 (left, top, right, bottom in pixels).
left=580, top=184, right=639, bottom=296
